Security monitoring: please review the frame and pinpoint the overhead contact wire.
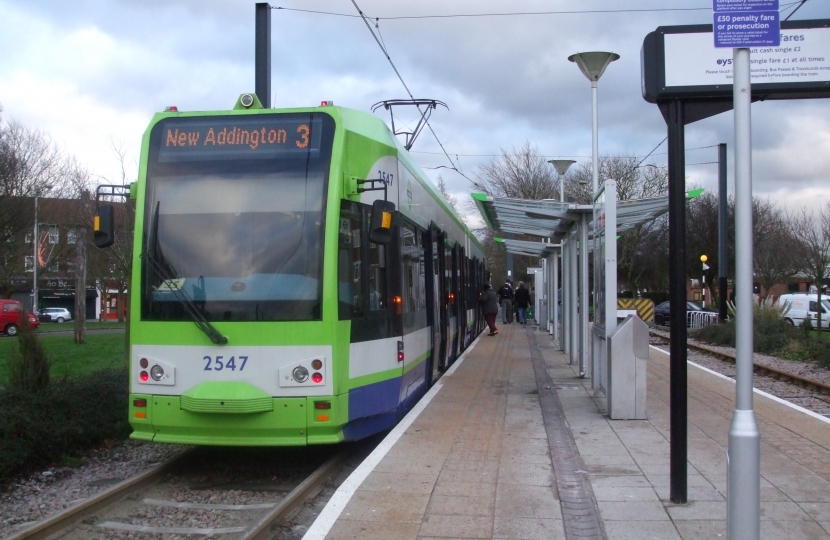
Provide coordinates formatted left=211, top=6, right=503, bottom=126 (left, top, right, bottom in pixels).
left=349, top=0, right=474, bottom=183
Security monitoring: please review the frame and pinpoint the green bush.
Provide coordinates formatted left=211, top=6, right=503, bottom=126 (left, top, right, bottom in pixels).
left=0, top=367, right=131, bottom=483
left=6, top=316, right=49, bottom=393
left=695, top=320, right=736, bottom=346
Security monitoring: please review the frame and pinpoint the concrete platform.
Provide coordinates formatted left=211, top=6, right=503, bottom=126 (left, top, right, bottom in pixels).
left=304, top=323, right=830, bottom=539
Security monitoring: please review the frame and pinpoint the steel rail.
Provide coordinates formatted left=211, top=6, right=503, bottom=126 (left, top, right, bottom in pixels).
left=241, top=452, right=344, bottom=540
left=5, top=450, right=193, bottom=540
left=651, top=330, right=830, bottom=396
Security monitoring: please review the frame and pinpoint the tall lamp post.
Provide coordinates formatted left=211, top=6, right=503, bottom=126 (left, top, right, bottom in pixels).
left=701, top=254, right=709, bottom=308
left=549, top=159, right=576, bottom=203
left=568, top=52, right=619, bottom=194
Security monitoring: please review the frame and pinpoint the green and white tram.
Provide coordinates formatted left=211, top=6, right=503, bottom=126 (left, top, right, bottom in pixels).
left=95, top=94, right=486, bottom=446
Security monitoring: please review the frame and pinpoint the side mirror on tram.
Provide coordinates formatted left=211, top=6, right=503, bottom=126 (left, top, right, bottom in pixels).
left=369, top=199, right=396, bottom=245
left=94, top=204, right=115, bottom=248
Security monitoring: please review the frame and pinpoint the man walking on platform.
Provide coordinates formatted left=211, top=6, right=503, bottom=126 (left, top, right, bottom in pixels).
left=514, top=281, right=530, bottom=324
left=479, top=283, right=499, bottom=335
left=497, top=280, right=514, bottom=324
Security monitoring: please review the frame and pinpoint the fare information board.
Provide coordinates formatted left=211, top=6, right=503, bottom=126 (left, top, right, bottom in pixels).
left=665, top=27, right=830, bottom=87
left=714, top=0, right=780, bottom=47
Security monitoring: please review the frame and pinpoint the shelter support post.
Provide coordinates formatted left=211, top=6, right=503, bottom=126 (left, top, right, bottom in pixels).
left=551, top=247, right=562, bottom=342
left=579, top=213, right=590, bottom=378
left=570, top=231, right=579, bottom=365
left=718, top=143, right=729, bottom=322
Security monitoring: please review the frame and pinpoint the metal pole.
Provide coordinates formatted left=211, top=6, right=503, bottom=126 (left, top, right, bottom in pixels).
left=255, top=3, right=272, bottom=108
left=719, top=143, right=729, bottom=322
left=32, top=197, right=38, bottom=313
left=553, top=249, right=560, bottom=346
left=667, top=98, right=688, bottom=504
left=559, top=242, right=571, bottom=354
left=591, top=81, right=599, bottom=194
left=570, top=233, right=579, bottom=364
left=727, top=46, right=761, bottom=540
left=579, top=213, right=589, bottom=378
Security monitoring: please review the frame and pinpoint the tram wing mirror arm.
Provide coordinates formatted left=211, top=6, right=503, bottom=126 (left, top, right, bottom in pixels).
left=369, top=199, right=396, bottom=245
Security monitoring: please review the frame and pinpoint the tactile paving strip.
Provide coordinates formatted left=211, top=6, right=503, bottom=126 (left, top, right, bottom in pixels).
left=526, top=328, right=606, bottom=539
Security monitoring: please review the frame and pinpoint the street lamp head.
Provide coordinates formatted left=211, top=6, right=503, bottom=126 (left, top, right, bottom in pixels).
left=568, top=51, right=620, bottom=82
left=548, top=159, right=576, bottom=176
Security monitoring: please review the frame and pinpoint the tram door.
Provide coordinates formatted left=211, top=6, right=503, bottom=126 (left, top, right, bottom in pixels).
left=436, top=231, right=449, bottom=373
left=424, top=227, right=439, bottom=386
left=445, top=244, right=458, bottom=364
left=459, top=247, right=467, bottom=349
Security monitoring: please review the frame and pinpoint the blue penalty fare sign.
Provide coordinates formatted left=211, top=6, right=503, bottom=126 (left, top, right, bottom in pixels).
left=714, top=10, right=780, bottom=47
left=713, top=0, right=778, bottom=11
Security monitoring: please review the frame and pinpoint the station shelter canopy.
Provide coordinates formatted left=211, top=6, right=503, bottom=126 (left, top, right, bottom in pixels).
left=471, top=189, right=702, bottom=256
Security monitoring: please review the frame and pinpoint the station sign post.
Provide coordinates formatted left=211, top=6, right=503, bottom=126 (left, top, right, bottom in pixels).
left=714, top=2, right=778, bottom=539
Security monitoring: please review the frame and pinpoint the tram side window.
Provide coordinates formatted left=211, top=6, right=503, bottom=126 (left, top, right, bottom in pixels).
left=366, top=211, right=387, bottom=312
left=338, top=201, right=364, bottom=319
left=401, top=223, right=424, bottom=313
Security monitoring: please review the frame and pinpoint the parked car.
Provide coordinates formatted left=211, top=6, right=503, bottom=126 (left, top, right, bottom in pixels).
left=37, top=307, right=73, bottom=323
left=0, top=299, right=40, bottom=336
left=776, top=294, right=830, bottom=329
left=654, top=301, right=712, bottom=327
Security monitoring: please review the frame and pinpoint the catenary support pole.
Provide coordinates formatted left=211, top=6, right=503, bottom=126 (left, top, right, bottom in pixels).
left=667, top=98, right=688, bottom=504
left=718, top=143, right=729, bottom=322
left=255, top=3, right=271, bottom=108
left=727, top=47, right=761, bottom=540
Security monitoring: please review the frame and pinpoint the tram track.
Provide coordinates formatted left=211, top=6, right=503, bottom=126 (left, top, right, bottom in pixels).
left=650, top=328, right=830, bottom=415
left=5, top=446, right=345, bottom=540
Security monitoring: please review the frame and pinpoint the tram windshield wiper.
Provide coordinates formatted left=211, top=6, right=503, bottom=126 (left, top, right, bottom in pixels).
left=146, top=202, right=228, bottom=345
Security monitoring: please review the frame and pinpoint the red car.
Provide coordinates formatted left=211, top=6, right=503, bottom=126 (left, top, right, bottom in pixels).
left=0, top=299, right=40, bottom=336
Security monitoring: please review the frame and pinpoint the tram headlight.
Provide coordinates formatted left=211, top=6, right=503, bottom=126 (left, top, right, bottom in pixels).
left=292, top=366, right=309, bottom=383
left=150, top=364, right=165, bottom=381
left=240, top=93, right=254, bottom=107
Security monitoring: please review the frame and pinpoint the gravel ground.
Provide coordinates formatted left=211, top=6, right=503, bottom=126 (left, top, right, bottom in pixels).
left=650, top=330, right=830, bottom=416
left=0, top=441, right=189, bottom=538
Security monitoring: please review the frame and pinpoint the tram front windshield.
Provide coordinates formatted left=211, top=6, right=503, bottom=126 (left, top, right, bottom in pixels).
left=141, top=113, right=334, bottom=322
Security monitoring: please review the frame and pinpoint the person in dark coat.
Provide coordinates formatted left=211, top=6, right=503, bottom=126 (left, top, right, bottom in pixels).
left=514, top=281, right=531, bottom=324
left=497, top=280, right=514, bottom=324
left=479, top=283, right=499, bottom=335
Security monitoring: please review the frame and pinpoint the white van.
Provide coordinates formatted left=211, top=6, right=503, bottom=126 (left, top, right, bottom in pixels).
left=776, top=294, right=830, bottom=329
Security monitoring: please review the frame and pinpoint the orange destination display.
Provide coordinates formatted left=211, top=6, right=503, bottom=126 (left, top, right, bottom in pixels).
left=157, top=115, right=323, bottom=162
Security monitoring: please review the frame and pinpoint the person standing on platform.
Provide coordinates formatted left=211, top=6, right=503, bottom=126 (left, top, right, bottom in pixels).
left=497, top=280, right=514, bottom=324
left=514, top=281, right=530, bottom=324
left=479, top=283, right=499, bottom=335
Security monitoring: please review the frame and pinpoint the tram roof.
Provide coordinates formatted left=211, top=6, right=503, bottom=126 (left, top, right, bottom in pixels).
left=472, top=189, right=703, bottom=257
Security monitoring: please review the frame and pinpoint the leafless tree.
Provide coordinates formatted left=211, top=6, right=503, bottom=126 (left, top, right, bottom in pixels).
left=791, top=205, right=830, bottom=337
left=472, top=141, right=557, bottom=200
left=436, top=175, right=460, bottom=214
left=470, top=142, right=555, bottom=282
left=753, top=199, right=799, bottom=300
left=0, top=115, right=72, bottom=298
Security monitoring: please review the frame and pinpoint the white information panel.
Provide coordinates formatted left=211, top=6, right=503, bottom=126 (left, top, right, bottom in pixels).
left=665, top=26, right=830, bottom=87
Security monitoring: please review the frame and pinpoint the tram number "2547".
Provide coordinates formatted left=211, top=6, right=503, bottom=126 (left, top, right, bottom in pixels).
left=203, top=355, right=248, bottom=371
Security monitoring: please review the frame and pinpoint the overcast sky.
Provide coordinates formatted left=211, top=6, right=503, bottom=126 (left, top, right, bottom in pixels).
left=2, top=0, right=829, bottom=224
